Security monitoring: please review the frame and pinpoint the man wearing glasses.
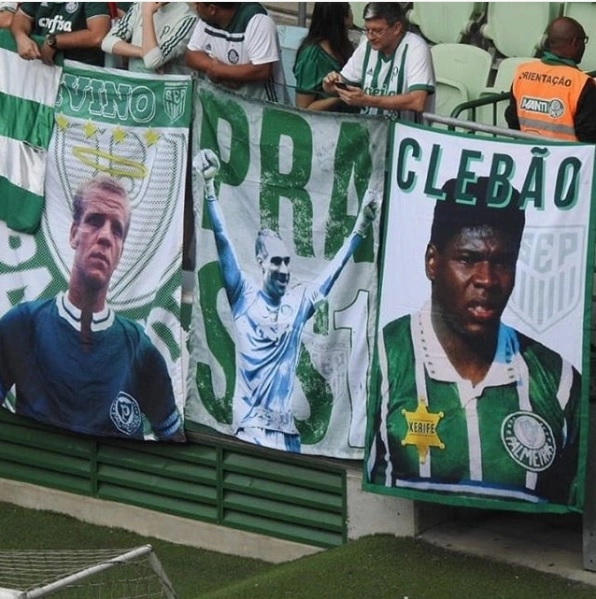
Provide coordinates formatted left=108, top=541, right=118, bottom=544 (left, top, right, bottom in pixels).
left=506, top=16, right=596, bottom=142
left=322, top=2, right=435, bottom=120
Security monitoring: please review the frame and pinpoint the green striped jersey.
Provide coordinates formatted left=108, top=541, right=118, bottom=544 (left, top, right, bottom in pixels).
left=367, top=305, right=581, bottom=505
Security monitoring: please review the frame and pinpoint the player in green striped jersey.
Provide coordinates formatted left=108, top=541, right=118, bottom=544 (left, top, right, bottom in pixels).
left=367, top=177, right=581, bottom=506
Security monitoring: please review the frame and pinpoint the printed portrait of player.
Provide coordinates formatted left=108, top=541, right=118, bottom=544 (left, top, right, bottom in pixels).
left=195, top=149, right=379, bottom=453
left=367, top=176, right=581, bottom=506
left=0, top=175, right=184, bottom=441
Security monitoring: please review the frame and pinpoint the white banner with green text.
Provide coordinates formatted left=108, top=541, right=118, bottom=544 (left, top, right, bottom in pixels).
left=365, top=123, right=595, bottom=513
left=187, top=81, right=387, bottom=458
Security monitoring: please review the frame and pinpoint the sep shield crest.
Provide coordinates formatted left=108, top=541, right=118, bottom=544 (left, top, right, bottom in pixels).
left=508, top=226, right=585, bottom=334
left=163, top=83, right=187, bottom=123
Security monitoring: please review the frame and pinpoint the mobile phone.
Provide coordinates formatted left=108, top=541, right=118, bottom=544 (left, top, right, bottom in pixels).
left=335, top=80, right=360, bottom=90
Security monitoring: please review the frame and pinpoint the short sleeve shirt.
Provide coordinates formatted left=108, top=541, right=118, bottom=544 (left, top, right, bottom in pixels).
left=341, top=31, right=435, bottom=120
left=19, top=2, right=110, bottom=66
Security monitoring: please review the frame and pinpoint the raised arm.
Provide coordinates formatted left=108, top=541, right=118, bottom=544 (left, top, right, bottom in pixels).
left=193, top=150, right=243, bottom=297
left=316, top=193, right=379, bottom=297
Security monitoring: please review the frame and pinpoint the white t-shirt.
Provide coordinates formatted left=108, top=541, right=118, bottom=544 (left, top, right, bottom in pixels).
left=187, top=9, right=288, bottom=103
left=341, top=31, right=435, bottom=120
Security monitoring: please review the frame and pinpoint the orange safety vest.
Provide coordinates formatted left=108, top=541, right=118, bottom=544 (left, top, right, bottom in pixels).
left=511, top=60, right=590, bottom=141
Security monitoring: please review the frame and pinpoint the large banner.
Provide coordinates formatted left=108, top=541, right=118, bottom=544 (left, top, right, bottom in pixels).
left=187, top=81, right=387, bottom=458
left=0, top=62, right=191, bottom=442
left=364, top=123, right=595, bottom=513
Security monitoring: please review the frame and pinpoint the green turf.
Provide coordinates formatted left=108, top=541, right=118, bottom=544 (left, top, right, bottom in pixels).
left=0, top=501, right=594, bottom=599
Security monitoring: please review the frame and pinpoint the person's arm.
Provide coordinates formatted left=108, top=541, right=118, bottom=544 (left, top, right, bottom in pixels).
left=136, top=330, right=185, bottom=442
left=193, top=150, right=243, bottom=298
left=140, top=6, right=196, bottom=71
left=10, top=8, right=40, bottom=60
left=504, top=86, right=521, bottom=130
left=295, top=92, right=342, bottom=111
left=574, top=78, right=596, bottom=143
left=41, top=5, right=110, bottom=65
left=101, top=3, right=140, bottom=59
left=315, top=193, right=379, bottom=297
left=336, top=87, right=429, bottom=112
left=0, top=3, right=16, bottom=29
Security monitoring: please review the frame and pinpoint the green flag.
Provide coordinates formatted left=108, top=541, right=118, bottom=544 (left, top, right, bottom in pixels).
left=0, top=30, right=61, bottom=233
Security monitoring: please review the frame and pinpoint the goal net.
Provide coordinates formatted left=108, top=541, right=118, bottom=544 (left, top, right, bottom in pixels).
left=0, top=545, right=177, bottom=599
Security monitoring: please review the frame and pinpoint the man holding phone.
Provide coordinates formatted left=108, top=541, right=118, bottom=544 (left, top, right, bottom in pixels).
left=323, top=2, right=435, bottom=120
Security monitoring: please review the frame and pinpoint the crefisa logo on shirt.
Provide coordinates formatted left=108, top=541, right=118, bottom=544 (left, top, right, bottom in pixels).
left=227, top=49, right=240, bottom=64
left=110, top=392, right=142, bottom=435
left=501, top=411, right=556, bottom=472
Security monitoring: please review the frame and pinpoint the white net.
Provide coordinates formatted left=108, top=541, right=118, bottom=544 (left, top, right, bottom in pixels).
left=0, top=546, right=176, bottom=599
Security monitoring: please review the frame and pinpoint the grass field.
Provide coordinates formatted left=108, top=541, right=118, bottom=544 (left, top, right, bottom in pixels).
left=0, top=501, right=595, bottom=598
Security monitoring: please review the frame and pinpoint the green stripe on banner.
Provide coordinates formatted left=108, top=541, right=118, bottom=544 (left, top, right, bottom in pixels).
left=0, top=177, right=44, bottom=234
left=0, top=93, right=55, bottom=148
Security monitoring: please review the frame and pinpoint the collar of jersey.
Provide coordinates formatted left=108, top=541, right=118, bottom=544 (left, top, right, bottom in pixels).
left=57, top=292, right=115, bottom=333
left=541, top=51, right=578, bottom=69
left=414, top=300, right=520, bottom=390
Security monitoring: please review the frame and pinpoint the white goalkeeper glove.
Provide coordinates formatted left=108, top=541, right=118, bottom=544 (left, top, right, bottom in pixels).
left=354, top=191, right=380, bottom=237
left=192, top=149, right=220, bottom=198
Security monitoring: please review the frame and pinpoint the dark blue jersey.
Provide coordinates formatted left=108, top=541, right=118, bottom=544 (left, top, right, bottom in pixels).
left=0, top=295, right=182, bottom=440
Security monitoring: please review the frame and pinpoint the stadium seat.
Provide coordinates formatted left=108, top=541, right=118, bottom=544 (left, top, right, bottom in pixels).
left=476, top=57, right=539, bottom=127
left=407, top=2, right=485, bottom=44
left=431, top=43, right=493, bottom=117
left=277, top=25, right=308, bottom=105
left=480, top=3, right=561, bottom=58
left=562, top=3, right=596, bottom=72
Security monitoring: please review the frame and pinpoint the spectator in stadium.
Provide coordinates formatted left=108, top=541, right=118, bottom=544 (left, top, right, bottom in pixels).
left=102, top=2, right=197, bottom=75
left=185, top=2, right=288, bottom=103
left=366, top=177, right=581, bottom=506
left=10, top=2, right=111, bottom=66
left=0, top=2, right=16, bottom=29
left=322, top=2, right=435, bottom=120
left=505, top=16, right=596, bottom=142
left=0, top=176, right=184, bottom=442
left=293, top=3, right=357, bottom=111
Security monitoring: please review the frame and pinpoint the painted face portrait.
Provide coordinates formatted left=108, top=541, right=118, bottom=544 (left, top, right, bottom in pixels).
left=69, top=188, right=129, bottom=292
left=259, top=236, right=291, bottom=300
left=426, top=224, right=519, bottom=342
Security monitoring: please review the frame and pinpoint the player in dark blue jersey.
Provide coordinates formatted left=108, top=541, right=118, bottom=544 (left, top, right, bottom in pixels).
left=0, top=176, right=184, bottom=441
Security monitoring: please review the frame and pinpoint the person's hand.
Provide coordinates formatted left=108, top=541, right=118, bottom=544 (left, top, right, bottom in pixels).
left=15, top=35, right=41, bottom=61
left=40, top=41, right=56, bottom=66
left=336, top=85, right=366, bottom=107
left=354, top=191, right=380, bottom=237
left=193, top=149, right=220, bottom=198
left=322, top=71, right=342, bottom=94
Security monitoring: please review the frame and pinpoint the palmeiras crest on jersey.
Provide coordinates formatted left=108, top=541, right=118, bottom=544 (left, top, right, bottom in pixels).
left=508, top=226, right=585, bottom=334
left=110, top=392, right=142, bottom=435
left=163, top=83, right=187, bottom=123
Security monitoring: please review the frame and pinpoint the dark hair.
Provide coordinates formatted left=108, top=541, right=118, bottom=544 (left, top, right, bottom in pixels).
left=296, top=3, right=354, bottom=67
left=429, top=177, right=525, bottom=251
left=206, top=2, right=238, bottom=8
left=362, top=2, right=404, bottom=25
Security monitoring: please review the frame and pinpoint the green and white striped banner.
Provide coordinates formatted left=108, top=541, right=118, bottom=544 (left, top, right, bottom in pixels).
left=0, top=30, right=61, bottom=233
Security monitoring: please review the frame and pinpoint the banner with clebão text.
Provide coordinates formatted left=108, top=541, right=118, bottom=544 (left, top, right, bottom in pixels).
left=0, top=61, right=191, bottom=442
left=186, top=81, right=387, bottom=458
left=364, top=123, right=595, bottom=513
